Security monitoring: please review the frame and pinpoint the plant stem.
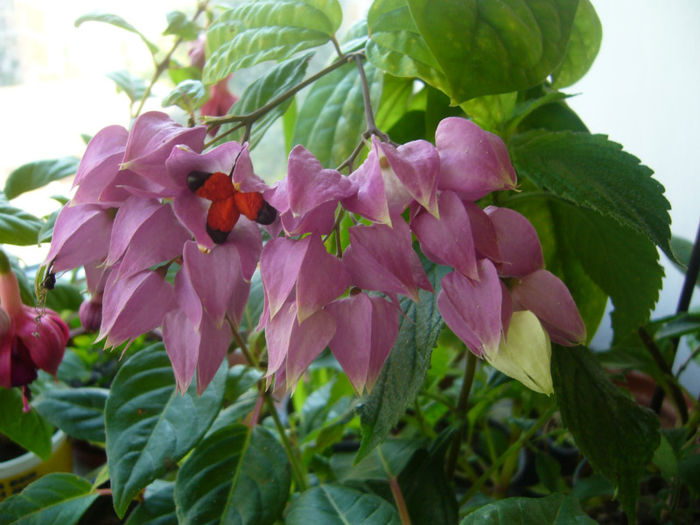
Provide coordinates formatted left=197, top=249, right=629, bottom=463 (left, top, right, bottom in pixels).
left=265, top=395, right=308, bottom=491
left=378, top=448, right=412, bottom=525
left=638, top=327, right=689, bottom=424
left=446, top=352, right=477, bottom=479
left=204, top=53, right=357, bottom=129
left=458, top=405, right=556, bottom=506
left=651, top=219, right=700, bottom=416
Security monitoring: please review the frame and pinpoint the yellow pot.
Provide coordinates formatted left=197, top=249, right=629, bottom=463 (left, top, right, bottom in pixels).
left=0, top=431, right=72, bottom=501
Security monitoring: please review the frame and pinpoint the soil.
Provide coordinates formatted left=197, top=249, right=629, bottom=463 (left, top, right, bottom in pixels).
left=0, top=439, right=26, bottom=462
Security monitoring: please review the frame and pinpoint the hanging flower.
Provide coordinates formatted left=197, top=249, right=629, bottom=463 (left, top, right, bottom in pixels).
left=0, top=251, right=69, bottom=411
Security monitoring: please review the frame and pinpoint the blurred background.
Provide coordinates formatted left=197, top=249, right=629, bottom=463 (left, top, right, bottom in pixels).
left=1, top=0, right=698, bottom=379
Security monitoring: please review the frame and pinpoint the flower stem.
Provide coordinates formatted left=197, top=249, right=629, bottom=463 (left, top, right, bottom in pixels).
left=378, top=448, right=412, bottom=525
left=265, top=395, right=308, bottom=491
left=204, top=53, right=358, bottom=129
left=445, top=351, right=477, bottom=479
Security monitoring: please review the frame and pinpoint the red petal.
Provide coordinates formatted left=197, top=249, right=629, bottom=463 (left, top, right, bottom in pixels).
left=195, top=171, right=235, bottom=201
left=207, top=196, right=240, bottom=232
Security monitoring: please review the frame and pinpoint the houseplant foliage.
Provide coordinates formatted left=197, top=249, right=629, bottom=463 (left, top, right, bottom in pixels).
left=1, top=0, right=698, bottom=523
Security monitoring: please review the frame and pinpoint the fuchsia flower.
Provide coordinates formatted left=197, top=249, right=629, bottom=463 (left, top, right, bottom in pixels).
left=0, top=251, right=69, bottom=411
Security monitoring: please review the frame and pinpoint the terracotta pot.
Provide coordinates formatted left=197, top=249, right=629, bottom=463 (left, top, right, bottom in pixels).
left=0, top=431, right=72, bottom=501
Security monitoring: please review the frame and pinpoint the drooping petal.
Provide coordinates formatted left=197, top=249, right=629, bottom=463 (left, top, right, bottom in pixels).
left=163, top=308, right=200, bottom=393
left=437, top=261, right=503, bottom=357
left=260, top=237, right=310, bottom=320
left=411, top=191, right=478, bottom=279
left=226, top=218, right=263, bottom=281
left=366, top=295, right=399, bottom=390
left=46, top=203, right=113, bottom=272
left=284, top=145, right=354, bottom=217
left=122, top=112, right=206, bottom=187
left=435, top=117, right=517, bottom=200
left=463, top=201, right=501, bottom=262
left=196, top=313, right=232, bottom=394
left=485, top=310, right=553, bottom=395
left=341, top=145, right=392, bottom=225
left=296, top=235, right=350, bottom=322
left=510, top=269, right=586, bottom=346
left=174, top=264, right=203, bottom=328
left=107, top=197, right=190, bottom=277
left=280, top=201, right=338, bottom=236
left=232, top=144, right=268, bottom=193
left=343, top=219, right=432, bottom=301
left=167, top=141, right=240, bottom=190
left=183, top=241, right=241, bottom=325
left=326, top=294, right=373, bottom=392
left=73, top=125, right=128, bottom=187
left=485, top=206, right=543, bottom=277
left=172, top=189, right=214, bottom=249
left=99, top=269, right=175, bottom=348
left=285, top=307, right=336, bottom=389
left=377, top=139, right=439, bottom=217
left=264, top=299, right=298, bottom=376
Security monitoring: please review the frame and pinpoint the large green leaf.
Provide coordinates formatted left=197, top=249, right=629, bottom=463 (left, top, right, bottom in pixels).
left=286, top=485, right=401, bottom=525
left=34, top=387, right=108, bottom=443
left=124, top=481, right=176, bottom=525
left=0, top=197, right=43, bottom=246
left=551, top=0, right=602, bottom=88
left=293, top=59, right=382, bottom=168
left=460, top=492, right=597, bottom=524
left=0, top=387, right=53, bottom=459
left=4, top=157, right=78, bottom=200
left=105, top=343, right=226, bottom=517
left=511, top=131, right=673, bottom=258
left=552, top=346, right=661, bottom=521
left=365, top=0, right=449, bottom=94
left=74, top=13, right=158, bottom=56
left=405, top=0, right=578, bottom=103
left=43, top=283, right=84, bottom=314
left=204, top=0, right=342, bottom=84
left=0, top=473, right=98, bottom=525
left=174, top=423, right=290, bottom=525
left=357, top=262, right=448, bottom=460
left=212, top=54, right=312, bottom=149
left=556, top=203, right=662, bottom=339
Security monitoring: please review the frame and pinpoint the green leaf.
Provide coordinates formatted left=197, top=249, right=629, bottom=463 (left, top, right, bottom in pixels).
left=293, top=60, right=382, bottom=168
left=398, top=433, right=458, bottom=525
left=212, top=54, right=312, bottom=149
left=163, top=11, right=200, bottom=41
left=162, top=79, right=206, bottom=112
left=175, top=423, right=291, bottom=525
left=406, top=0, right=578, bottom=103
left=34, top=387, right=108, bottom=443
left=124, top=481, right=176, bottom=525
left=204, top=0, right=342, bottom=84
left=552, top=346, right=661, bottom=521
left=224, top=364, right=263, bottom=403
left=75, top=12, right=158, bottom=56
left=106, top=70, right=148, bottom=105
left=0, top=473, right=98, bottom=525
left=551, top=0, right=602, bottom=88
left=670, top=235, right=700, bottom=288
left=331, top=439, right=422, bottom=482
left=0, top=387, right=53, bottom=459
left=460, top=492, right=597, bottom=524
left=375, top=74, right=415, bottom=132
left=105, top=343, right=226, bottom=517
left=357, top=262, right=448, bottom=460
left=365, top=0, right=449, bottom=94
left=286, top=485, right=401, bottom=525
left=555, top=202, right=662, bottom=339
left=511, top=131, right=673, bottom=258
left=460, top=92, right=518, bottom=135
left=4, top=157, right=78, bottom=200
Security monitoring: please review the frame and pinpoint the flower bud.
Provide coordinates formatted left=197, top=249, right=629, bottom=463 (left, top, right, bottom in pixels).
left=485, top=310, right=554, bottom=395
left=79, top=297, right=103, bottom=332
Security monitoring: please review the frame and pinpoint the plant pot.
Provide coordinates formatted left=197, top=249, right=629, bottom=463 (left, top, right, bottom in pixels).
left=0, top=431, right=73, bottom=501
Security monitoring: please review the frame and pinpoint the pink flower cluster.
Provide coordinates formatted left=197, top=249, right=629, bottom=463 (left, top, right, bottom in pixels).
left=46, top=112, right=584, bottom=395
